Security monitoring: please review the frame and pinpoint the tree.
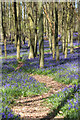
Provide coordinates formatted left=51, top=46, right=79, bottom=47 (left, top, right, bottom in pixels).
left=2, top=2, right=7, bottom=59
left=39, top=2, right=44, bottom=68
left=64, top=2, right=69, bottom=58
left=27, top=2, right=35, bottom=59
left=48, top=3, right=52, bottom=53
left=0, top=2, right=3, bottom=56
left=34, top=2, right=38, bottom=57
left=55, top=2, right=59, bottom=61
left=14, top=2, right=20, bottom=60
left=22, top=2, right=26, bottom=45
left=70, top=3, right=74, bottom=53
left=62, top=3, right=65, bottom=54
left=78, top=1, right=80, bottom=43
left=14, top=2, right=18, bottom=47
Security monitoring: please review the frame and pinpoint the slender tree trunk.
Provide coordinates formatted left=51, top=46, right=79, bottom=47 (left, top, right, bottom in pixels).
left=45, top=4, right=48, bottom=37
left=70, top=27, right=74, bottom=53
left=28, top=30, right=34, bottom=59
left=17, top=2, right=21, bottom=60
left=0, top=2, right=3, bottom=56
left=49, top=25, right=52, bottom=53
left=28, top=3, right=35, bottom=59
left=78, top=1, right=80, bottom=43
left=34, top=3, right=38, bottom=57
left=14, top=2, right=20, bottom=60
left=55, top=3, right=59, bottom=61
left=52, top=3, right=55, bottom=59
left=14, top=2, right=18, bottom=47
left=39, top=3, right=44, bottom=68
left=48, top=3, right=52, bottom=53
left=10, top=3, right=13, bottom=44
left=44, top=12, right=46, bottom=36
left=62, top=3, right=65, bottom=54
left=2, top=3, right=7, bottom=59
left=23, top=2, right=26, bottom=45
left=70, top=3, right=74, bottom=53
left=65, top=2, right=69, bottom=58
left=17, top=37, right=20, bottom=59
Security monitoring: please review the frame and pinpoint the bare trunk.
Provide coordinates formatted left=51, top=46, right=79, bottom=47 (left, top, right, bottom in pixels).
left=0, top=2, right=3, bottom=56
left=39, top=3, right=44, bottom=68
left=2, top=3, right=7, bottom=59
left=34, top=3, right=38, bottom=57
left=65, top=2, right=69, bottom=58
left=17, top=38, right=20, bottom=59
left=55, top=3, right=59, bottom=61
left=28, top=30, right=34, bottom=59
left=78, top=2, right=80, bottom=43
left=70, top=28, right=74, bottom=53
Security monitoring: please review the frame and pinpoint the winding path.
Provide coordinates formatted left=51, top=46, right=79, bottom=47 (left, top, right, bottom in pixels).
left=11, top=74, right=68, bottom=120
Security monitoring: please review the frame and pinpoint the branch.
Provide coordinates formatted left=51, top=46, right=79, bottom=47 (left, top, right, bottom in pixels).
left=28, top=13, right=34, bottom=23
left=43, top=6, right=55, bottom=35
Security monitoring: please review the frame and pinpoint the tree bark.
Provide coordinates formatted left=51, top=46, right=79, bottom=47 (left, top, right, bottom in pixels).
left=55, top=3, right=59, bottom=61
left=2, top=3, right=7, bottom=59
left=39, top=3, right=44, bottom=68
left=34, top=3, right=38, bottom=57
left=14, top=2, right=20, bottom=60
left=0, top=2, right=3, bottom=56
left=65, top=2, right=69, bottom=58
left=78, top=1, right=80, bottom=43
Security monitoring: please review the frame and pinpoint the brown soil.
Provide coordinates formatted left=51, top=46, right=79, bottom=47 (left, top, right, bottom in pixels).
left=11, top=74, right=68, bottom=120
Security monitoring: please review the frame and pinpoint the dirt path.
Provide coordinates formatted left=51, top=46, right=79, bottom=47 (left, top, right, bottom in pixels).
left=11, top=74, right=68, bottom=120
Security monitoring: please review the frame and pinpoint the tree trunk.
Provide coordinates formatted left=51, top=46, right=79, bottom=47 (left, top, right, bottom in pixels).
left=10, top=3, right=13, bottom=44
left=70, top=3, right=74, bottom=54
left=78, top=1, right=80, bottom=43
left=0, top=2, right=3, bottom=56
left=23, top=2, right=26, bottom=45
left=39, top=3, right=44, bottom=68
left=70, top=27, right=73, bottom=53
left=28, top=30, right=34, bottom=59
left=14, top=2, right=18, bottom=47
left=14, top=2, right=20, bottom=60
left=34, top=3, right=38, bottom=57
left=48, top=3, right=52, bottom=53
left=17, top=2, right=21, bottom=60
left=52, top=3, right=55, bottom=59
left=65, top=2, right=69, bottom=58
left=2, top=3, right=7, bottom=59
left=55, top=3, right=59, bottom=61
left=62, top=3, right=65, bottom=54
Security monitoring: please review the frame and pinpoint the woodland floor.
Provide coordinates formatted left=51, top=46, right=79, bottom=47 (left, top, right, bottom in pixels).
left=11, top=64, right=70, bottom=120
